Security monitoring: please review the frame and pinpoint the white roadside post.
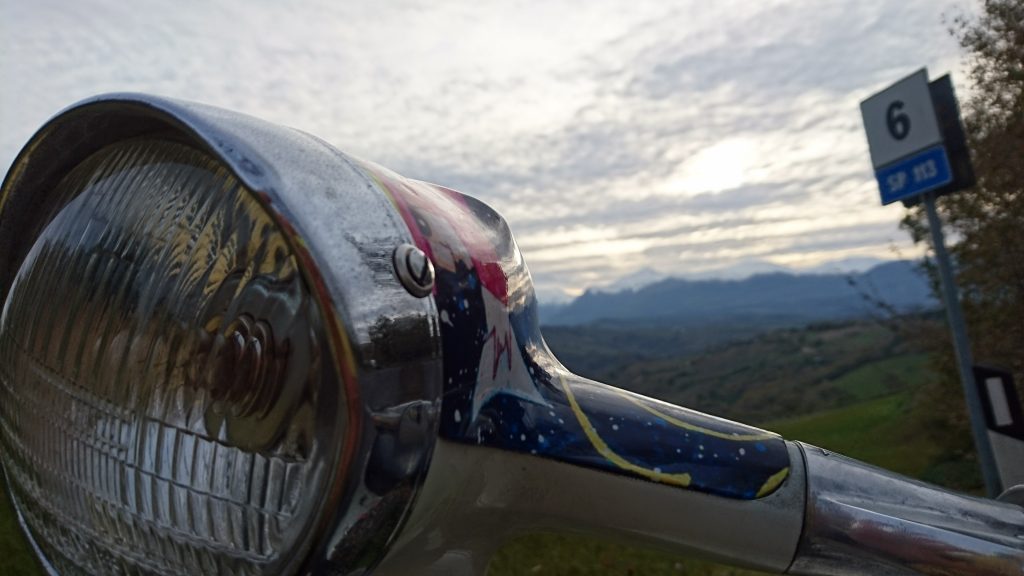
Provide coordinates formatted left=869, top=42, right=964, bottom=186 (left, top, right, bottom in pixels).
left=973, top=365, right=1024, bottom=493
left=860, top=68, right=1001, bottom=497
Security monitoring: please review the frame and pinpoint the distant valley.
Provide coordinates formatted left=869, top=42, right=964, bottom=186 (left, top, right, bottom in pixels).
left=540, top=260, right=940, bottom=401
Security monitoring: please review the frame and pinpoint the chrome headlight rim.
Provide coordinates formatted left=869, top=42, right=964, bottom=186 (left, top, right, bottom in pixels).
left=0, top=93, right=443, bottom=575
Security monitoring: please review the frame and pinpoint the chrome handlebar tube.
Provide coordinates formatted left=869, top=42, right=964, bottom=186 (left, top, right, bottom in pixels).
left=791, top=443, right=1024, bottom=575
left=374, top=438, right=1024, bottom=576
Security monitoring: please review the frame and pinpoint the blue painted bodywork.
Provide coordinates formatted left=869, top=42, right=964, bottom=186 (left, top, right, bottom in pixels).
left=366, top=164, right=790, bottom=499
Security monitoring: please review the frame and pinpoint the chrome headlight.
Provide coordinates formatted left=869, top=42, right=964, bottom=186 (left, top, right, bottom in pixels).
left=0, top=95, right=441, bottom=575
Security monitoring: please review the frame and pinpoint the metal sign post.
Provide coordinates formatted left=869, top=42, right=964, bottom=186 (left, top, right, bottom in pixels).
left=923, top=192, right=1001, bottom=497
left=860, top=69, right=1001, bottom=496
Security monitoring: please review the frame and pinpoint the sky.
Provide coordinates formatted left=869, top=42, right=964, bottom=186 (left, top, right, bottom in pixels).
left=0, top=0, right=974, bottom=303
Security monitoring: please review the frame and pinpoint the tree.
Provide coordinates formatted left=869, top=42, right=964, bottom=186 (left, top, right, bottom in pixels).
left=900, top=0, right=1024, bottom=491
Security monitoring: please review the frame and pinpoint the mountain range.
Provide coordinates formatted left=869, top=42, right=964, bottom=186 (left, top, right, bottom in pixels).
left=541, top=260, right=936, bottom=326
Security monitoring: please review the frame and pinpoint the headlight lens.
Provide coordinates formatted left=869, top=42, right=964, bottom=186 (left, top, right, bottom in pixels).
left=0, top=138, right=344, bottom=575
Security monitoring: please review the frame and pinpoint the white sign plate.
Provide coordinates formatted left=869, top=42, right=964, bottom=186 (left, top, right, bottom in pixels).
left=860, top=69, right=943, bottom=169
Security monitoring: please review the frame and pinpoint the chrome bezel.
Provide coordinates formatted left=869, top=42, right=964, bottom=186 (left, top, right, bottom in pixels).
left=0, top=93, right=443, bottom=576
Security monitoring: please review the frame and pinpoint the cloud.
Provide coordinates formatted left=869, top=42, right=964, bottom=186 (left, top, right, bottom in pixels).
left=0, top=0, right=971, bottom=301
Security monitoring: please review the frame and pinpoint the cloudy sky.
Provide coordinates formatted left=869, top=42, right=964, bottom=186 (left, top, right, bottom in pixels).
left=0, top=0, right=973, bottom=302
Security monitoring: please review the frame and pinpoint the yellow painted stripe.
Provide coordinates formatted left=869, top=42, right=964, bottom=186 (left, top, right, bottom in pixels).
left=756, top=467, right=790, bottom=497
left=617, top=390, right=779, bottom=441
left=560, top=373, right=692, bottom=488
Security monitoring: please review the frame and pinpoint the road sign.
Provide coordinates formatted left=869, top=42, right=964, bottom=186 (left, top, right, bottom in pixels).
left=861, top=69, right=943, bottom=169
left=861, top=68, right=999, bottom=495
left=861, top=70, right=975, bottom=206
left=875, top=145, right=953, bottom=205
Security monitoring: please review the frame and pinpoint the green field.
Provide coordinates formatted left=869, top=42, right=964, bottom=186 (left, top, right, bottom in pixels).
left=0, top=473, right=44, bottom=576
left=768, top=393, right=933, bottom=475
left=489, top=533, right=772, bottom=576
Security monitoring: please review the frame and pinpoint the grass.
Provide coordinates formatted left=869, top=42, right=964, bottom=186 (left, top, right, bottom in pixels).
left=597, top=320, right=923, bottom=425
left=488, top=533, right=772, bottom=576
left=825, top=353, right=929, bottom=403
left=0, top=472, right=44, bottom=576
left=765, top=393, right=939, bottom=477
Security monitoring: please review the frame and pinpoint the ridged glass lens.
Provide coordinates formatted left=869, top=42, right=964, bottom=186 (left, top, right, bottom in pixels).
left=0, top=139, right=343, bottom=575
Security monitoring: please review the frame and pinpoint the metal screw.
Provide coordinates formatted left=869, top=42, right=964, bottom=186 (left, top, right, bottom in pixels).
left=393, top=243, right=435, bottom=297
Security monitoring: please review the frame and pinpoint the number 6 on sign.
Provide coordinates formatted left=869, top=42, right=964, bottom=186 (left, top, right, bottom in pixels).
left=886, top=101, right=910, bottom=140
left=860, top=69, right=943, bottom=170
